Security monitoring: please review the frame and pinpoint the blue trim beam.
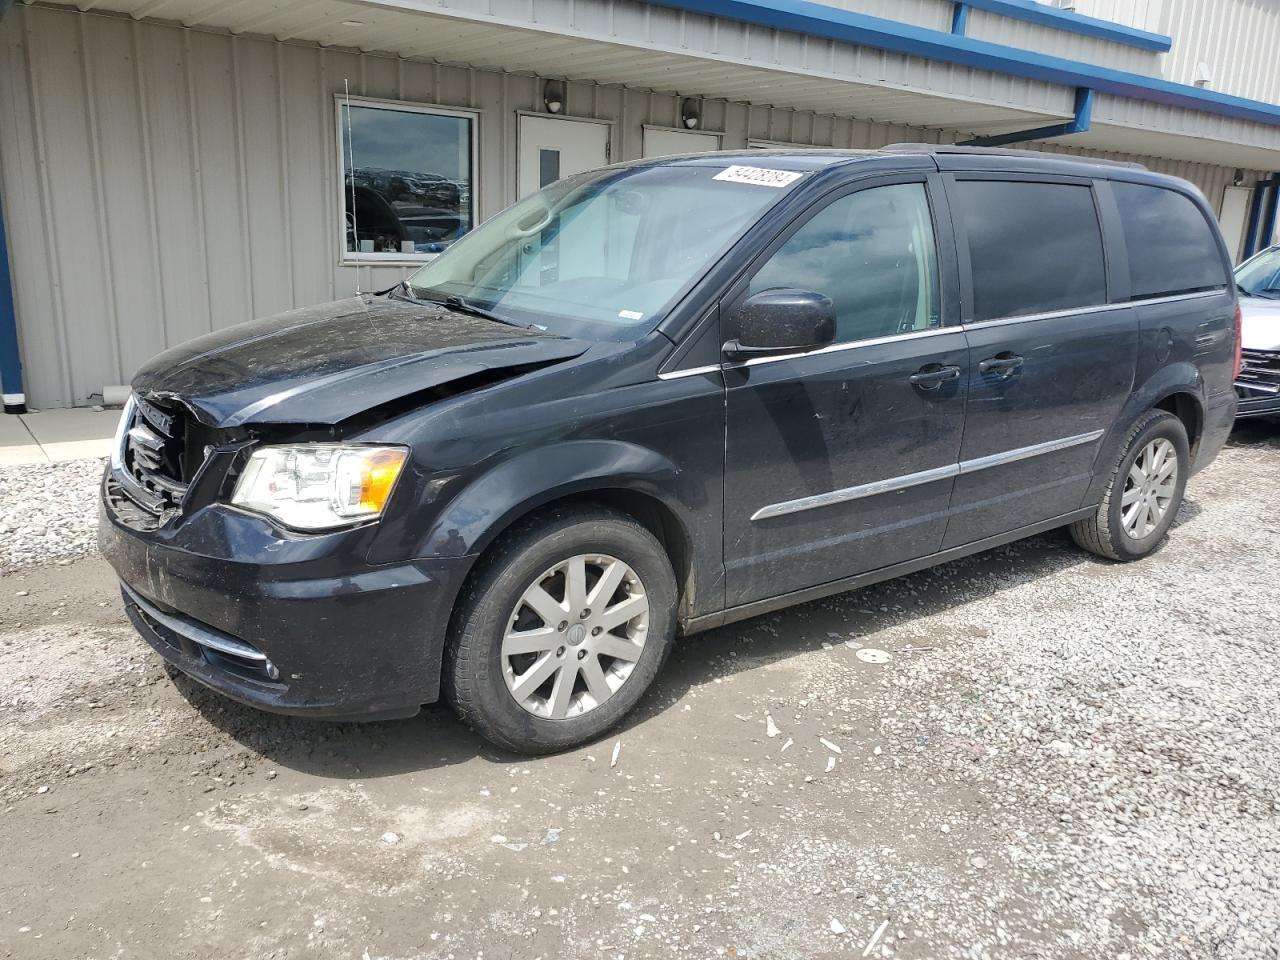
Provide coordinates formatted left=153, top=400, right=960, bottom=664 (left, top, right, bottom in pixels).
left=961, top=86, right=1093, bottom=146
left=960, top=0, right=1170, bottom=53
left=643, top=0, right=1280, bottom=128
left=0, top=185, right=25, bottom=414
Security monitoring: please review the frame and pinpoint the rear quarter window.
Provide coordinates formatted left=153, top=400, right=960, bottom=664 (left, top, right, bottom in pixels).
left=1112, top=182, right=1228, bottom=299
left=954, top=179, right=1108, bottom=322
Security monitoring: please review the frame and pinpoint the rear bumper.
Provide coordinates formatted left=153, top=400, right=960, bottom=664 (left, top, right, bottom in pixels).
left=100, top=479, right=475, bottom=721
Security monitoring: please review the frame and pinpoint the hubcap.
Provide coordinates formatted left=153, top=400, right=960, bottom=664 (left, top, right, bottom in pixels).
left=1121, top=437, right=1178, bottom=540
left=501, top=554, right=650, bottom=720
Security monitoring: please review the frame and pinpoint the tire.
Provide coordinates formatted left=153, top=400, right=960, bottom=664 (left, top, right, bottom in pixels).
left=444, top=505, right=678, bottom=755
left=1069, top=409, right=1190, bottom=562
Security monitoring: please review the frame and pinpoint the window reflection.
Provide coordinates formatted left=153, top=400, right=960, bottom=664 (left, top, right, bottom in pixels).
left=340, top=102, right=474, bottom=258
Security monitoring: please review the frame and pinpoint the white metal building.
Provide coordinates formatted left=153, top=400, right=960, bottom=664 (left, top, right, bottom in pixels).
left=2, top=0, right=1280, bottom=410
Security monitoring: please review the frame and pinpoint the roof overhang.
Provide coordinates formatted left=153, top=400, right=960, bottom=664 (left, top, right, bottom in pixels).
left=26, top=0, right=1280, bottom=170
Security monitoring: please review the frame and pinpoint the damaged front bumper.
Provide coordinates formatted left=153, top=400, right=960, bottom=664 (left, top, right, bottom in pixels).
left=100, top=477, right=475, bottom=721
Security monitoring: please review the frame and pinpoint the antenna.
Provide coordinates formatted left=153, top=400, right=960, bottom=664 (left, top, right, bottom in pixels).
left=344, top=78, right=362, bottom=297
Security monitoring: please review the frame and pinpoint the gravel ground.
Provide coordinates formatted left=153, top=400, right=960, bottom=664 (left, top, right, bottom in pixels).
left=0, top=458, right=105, bottom=572
left=0, top=422, right=1277, bottom=959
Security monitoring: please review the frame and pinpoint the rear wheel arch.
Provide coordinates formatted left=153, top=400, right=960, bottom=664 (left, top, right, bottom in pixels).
left=1152, top=390, right=1204, bottom=458
left=1083, top=368, right=1204, bottom=506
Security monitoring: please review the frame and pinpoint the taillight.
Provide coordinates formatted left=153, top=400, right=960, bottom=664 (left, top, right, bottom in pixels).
left=1232, top=302, right=1244, bottom=380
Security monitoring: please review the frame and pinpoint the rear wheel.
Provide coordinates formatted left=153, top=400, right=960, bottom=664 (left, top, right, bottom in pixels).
left=445, top=506, right=677, bottom=754
left=1069, top=409, right=1190, bottom=561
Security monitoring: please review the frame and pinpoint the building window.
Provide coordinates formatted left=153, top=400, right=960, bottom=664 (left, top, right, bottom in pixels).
left=336, top=97, right=477, bottom=263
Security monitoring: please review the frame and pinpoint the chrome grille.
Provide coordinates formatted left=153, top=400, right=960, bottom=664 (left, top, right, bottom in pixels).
left=111, top=394, right=204, bottom=519
left=1237, top=349, right=1280, bottom=397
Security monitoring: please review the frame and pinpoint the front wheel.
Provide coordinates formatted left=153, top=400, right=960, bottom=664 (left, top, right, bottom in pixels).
left=1069, top=409, right=1190, bottom=561
left=445, top=506, right=677, bottom=754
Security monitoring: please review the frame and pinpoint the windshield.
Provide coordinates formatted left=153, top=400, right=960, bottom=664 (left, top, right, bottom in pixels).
left=1235, top=246, right=1280, bottom=299
left=405, top=162, right=801, bottom=339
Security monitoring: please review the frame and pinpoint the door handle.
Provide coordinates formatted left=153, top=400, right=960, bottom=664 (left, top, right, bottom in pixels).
left=909, top=364, right=962, bottom=388
left=978, top=354, right=1024, bottom=376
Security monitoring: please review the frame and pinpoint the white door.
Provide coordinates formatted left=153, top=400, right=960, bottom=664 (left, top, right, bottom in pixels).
left=517, top=116, right=609, bottom=199
left=642, top=127, right=721, bottom=158
left=1219, top=185, right=1251, bottom=263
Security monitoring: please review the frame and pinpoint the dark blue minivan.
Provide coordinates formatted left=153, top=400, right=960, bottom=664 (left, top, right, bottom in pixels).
left=100, top=145, right=1241, bottom=753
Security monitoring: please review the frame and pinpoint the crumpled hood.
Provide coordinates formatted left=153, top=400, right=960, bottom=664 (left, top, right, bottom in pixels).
left=131, top=296, right=588, bottom=428
left=1240, top=295, right=1280, bottom=353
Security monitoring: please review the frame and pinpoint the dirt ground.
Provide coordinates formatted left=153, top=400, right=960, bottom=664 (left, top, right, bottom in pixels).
left=2, top=422, right=1278, bottom=960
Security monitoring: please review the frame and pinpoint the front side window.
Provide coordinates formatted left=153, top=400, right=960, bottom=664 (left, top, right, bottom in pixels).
left=1236, top=246, right=1280, bottom=300
left=407, top=162, right=800, bottom=339
left=748, top=183, right=941, bottom=343
left=954, top=180, right=1107, bottom=322
left=1112, top=182, right=1229, bottom=299
left=339, top=98, right=476, bottom=262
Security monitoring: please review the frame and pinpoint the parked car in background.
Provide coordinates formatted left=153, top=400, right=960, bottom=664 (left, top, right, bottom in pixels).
left=1235, top=245, right=1280, bottom=420
left=100, top=146, right=1240, bottom=755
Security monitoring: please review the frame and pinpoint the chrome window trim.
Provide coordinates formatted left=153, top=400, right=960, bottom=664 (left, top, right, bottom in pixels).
left=734, top=325, right=955, bottom=368
left=963, top=303, right=1125, bottom=330
left=664, top=290, right=1233, bottom=380
left=657, top=364, right=722, bottom=381
left=961, top=289, right=1227, bottom=331
left=750, top=429, right=1106, bottom=522
left=1128, top=289, right=1226, bottom=307
left=658, top=325, right=957, bottom=380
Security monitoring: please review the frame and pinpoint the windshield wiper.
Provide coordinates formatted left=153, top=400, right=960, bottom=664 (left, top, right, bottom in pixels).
left=440, top=295, right=535, bottom=330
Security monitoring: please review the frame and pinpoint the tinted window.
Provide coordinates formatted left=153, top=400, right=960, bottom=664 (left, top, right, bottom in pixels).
left=749, top=183, right=941, bottom=343
left=1112, top=182, right=1228, bottom=299
left=955, top=180, right=1107, bottom=321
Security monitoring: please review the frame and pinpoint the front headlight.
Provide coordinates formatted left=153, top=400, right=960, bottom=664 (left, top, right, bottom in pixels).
left=231, top=444, right=408, bottom=531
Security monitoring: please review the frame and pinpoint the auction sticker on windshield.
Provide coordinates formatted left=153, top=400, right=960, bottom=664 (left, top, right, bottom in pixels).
left=712, top=165, right=804, bottom=188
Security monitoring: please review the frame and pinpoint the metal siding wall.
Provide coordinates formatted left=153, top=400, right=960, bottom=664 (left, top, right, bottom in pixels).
left=806, top=0, right=1161, bottom=74
left=1078, top=0, right=1280, bottom=105
left=801, top=0, right=951, bottom=32
left=964, top=8, right=1157, bottom=75
left=1160, top=0, right=1280, bottom=106
left=0, top=3, right=1260, bottom=408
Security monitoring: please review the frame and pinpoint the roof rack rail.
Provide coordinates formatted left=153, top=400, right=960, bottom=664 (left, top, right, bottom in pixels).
left=878, top=143, right=1147, bottom=170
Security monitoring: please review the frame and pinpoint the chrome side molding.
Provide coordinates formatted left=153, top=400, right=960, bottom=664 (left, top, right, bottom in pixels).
left=750, top=429, right=1106, bottom=522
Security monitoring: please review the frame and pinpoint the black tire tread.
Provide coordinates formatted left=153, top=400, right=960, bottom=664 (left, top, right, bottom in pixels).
left=444, top=504, right=674, bottom=755
left=1068, top=409, right=1183, bottom=561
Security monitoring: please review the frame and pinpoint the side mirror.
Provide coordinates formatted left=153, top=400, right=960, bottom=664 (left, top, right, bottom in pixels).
left=724, top=288, right=836, bottom=360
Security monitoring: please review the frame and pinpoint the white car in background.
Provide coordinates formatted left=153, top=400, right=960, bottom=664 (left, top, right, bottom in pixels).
left=1235, top=245, right=1280, bottom=420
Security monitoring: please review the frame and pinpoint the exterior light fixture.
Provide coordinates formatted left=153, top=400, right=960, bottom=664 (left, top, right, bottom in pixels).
left=681, top=97, right=701, bottom=129
left=543, top=80, right=565, bottom=114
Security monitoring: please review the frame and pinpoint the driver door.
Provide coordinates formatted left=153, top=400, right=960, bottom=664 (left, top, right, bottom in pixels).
left=722, top=176, right=968, bottom=606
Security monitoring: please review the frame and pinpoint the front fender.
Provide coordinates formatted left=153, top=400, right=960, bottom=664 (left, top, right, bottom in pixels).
left=1081, top=361, right=1204, bottom=507
left=418, top=439, right=687, bottom=559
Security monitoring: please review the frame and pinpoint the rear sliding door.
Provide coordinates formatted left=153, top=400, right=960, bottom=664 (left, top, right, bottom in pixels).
left=942, top=174, right=1138, bottom=548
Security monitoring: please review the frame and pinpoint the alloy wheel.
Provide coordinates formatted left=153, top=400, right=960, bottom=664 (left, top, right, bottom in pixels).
left=501, top=554, right=650, bottom=720
left=1121, top=437, right=1178, bottom=540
